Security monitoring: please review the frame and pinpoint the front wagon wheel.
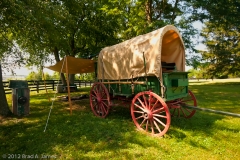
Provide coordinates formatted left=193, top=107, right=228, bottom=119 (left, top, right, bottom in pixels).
left=90, top=82, right=110, bottom=118
left=131, top=91, right=171, bottom=137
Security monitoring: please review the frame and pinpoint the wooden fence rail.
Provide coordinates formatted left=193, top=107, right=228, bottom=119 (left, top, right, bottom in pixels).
left=3, top=80, right=94, bottom=94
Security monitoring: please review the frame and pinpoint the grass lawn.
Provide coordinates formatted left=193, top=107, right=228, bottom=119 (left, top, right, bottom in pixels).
left=0, top=80, right=240, bottom=160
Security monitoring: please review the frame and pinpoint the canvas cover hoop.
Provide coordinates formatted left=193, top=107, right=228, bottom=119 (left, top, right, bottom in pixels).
left=97, top=25, right=185, bottom=81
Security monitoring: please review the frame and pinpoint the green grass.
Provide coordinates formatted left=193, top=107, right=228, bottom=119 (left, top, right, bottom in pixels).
left=1, top=82, right=240, bottom=160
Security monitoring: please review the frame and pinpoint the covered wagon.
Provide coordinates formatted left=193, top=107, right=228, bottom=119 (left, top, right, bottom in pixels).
left=90, top=25, right=197, bottom=137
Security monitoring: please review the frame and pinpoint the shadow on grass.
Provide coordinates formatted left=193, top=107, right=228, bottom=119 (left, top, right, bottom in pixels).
left=0, top=97, right=168, bottom=159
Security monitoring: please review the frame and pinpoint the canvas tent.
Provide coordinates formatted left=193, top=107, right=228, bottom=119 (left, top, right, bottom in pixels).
left=98, top=25, right=185, bottom=81
left=45, top=56, right=95, bottom=114
left=46, top=56, right=95, bottom=74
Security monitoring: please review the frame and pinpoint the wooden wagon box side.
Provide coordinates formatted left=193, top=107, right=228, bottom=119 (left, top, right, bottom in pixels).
left=101, top=71, right=189, bottom=102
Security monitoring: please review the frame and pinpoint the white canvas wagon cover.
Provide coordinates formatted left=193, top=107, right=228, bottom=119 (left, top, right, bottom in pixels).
left=98, top=25, right=185, bottom=80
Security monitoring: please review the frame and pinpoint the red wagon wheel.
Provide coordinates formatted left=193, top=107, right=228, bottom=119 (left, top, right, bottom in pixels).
left=90, top=82, right=110, bottom=118
left=131, top=91, right=171, bottom=137
left=171, top=90, right=197, bottom=118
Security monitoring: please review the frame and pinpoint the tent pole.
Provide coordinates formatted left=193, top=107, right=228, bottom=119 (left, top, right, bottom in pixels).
left=42, top=69, right=51, bottom=102
left=65, top=56, right=73, bottom=115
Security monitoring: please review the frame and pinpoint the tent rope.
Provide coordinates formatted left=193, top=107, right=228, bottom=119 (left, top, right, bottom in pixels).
left=44, top=56, right=66, bottom=132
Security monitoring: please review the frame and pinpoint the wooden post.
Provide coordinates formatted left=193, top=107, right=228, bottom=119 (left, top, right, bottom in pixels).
left=42, top=71, right=50, bottom=102
left=36, top=81, right=39, bottom=93
left=52, top=80, right=55, bottom=91
left=65, top=57, right=72, bottom=115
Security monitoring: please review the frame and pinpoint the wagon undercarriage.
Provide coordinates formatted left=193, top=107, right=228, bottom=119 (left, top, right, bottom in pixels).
left=89, top=80, right=197, bottom=137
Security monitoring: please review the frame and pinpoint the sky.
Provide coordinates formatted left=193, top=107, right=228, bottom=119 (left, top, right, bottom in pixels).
left=2, top=66, right=54, bottom=76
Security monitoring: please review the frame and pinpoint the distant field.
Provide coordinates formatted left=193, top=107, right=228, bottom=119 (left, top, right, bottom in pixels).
left=189, top=78, right=240, bottom=84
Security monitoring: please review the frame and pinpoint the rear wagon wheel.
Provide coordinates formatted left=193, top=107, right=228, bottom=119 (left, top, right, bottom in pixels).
left=171, top=90, right=197, bottom=118
left=90, top=82, right=110, bottom=118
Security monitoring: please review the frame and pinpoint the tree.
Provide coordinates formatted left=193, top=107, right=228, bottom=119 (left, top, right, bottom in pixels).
left=200, top=23, right=240, bottom=76
left=0, top=64, right=12, bottom=116
left=11, top=0, right=121, bottom=84
left=0, top=1, right=13, bottom=116
left=108, top=0, right=198, bottom=45
left=102, top=0, right=200, bottom=66
left=187, top=0, right=240, bottom=76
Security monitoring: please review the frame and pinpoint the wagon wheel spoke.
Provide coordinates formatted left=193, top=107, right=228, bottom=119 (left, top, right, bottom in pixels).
left=100, top=92, right=106, bottom=99
left=100, top=88, right=107, bottom=99
left=148, top=94, right=152, bottom=108
left=139, top=118, right=147, bottom=127
left=134, top=103, right=145, bottom=112
left=100, top=103, right=107, bottom=115
left=145, top=120, right=149, bottom=132
left=142, top=95, right=148, bottom=109
left=135, top=115, right=144, bottom=120
left=91, top=93, right=98, bottom=99
left=150, top=120, right=155, bottom=134
left=153, top=113, right=167, bottom=119
left=177, top=108, right=180, bottom=117
left=151, top=100, right=160, bottom=111
left=101, top=100, right=109, bottom=108
left=179, top=108, right=188, bottom=117
left=134, top=110, right=144, bottom=114
left=137, top=98, right=146, bottom=108
left=153, top=120, right=162, bottom=133
left=92, top=104, right=98, bottom=112
left=153, top=117, right=166, bottom=127
left=171, top=108, right=177, bottom=116
left=92, top=89, right=98, bottom=96
left=181, top=107, right=192, bottom=114
left=180, top=98, right=194, bottom=106
left=152, top=107, right=165, bottom=114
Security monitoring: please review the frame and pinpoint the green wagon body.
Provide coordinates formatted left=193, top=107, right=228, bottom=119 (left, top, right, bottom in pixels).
left=102, top=72, right=189, bottom=102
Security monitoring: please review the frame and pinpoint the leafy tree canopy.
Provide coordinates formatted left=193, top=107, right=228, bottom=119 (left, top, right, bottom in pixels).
left=187, top=0, right=240, bottom=76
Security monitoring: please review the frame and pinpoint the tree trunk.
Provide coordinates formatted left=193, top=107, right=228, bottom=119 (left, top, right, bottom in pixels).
left=53, top=47, right=67, bottom=85
left=69, top=74, right=75, bottom=84
left=145, top=0, right=152, bottom=24
left=0, top=64, right=12, bottom=116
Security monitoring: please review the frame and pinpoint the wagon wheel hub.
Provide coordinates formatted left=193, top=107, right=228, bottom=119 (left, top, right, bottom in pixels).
left=96, top=95, right=102, bottom=103
left=143, top=110, right=153, bottom=119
